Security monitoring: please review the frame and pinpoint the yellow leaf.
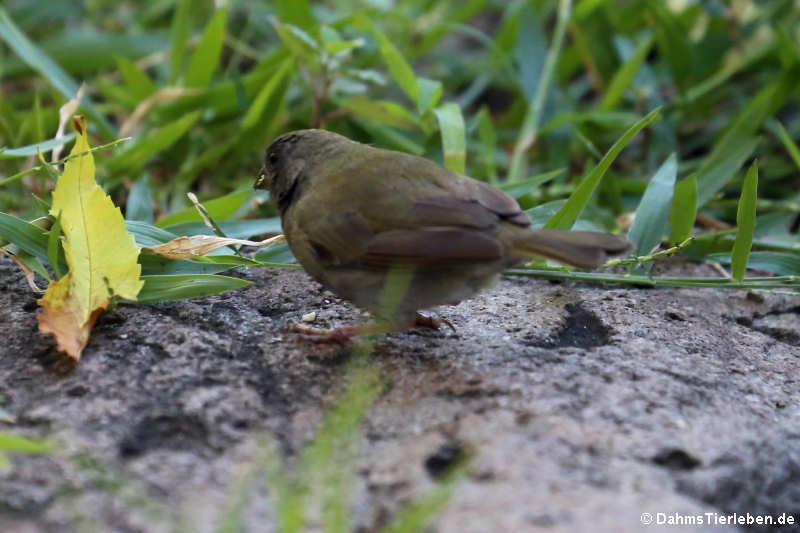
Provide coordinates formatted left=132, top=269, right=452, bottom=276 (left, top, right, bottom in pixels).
left=144, top=234, right=285, bottom=259
left=37, top=117, right=143, bottom=360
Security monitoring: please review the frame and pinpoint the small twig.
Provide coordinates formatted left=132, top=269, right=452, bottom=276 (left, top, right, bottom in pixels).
left=0, top=137, right=133, bottom=187
left=604, top=237, right=695, bottom=267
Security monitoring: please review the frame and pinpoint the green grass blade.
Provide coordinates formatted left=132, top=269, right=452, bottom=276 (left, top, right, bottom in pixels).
left=545, top=107, right=662, bottom=229
left=476, top=106, right=497, bottom=183
left=168, top=0, right=193, bottom=85
left=163, top=218, right=282, bottom=240
left=0, top=212, right=49, bottom=263
left=628, top=153, right=678, bottom=256
left=770, top=119, right=800, bottom=171
left=0, top=433, right=52, bottom=454
left=115, top=56, right=156, bottom=101
left=507, top=0, right=571, bottom=182
left=126, top=175, right=155, bottom=223
left=155, top=189, right=252, bottom=228
left=368, top=21, right=419, bottom=106
left=139, top=254, right=252, bottom=276
left=0, top=134, right=75, bottom=159
left=433, top=103, right=466, bottom=174
left=695, top=135, right=758, bottom=208
left=126, top=220, right=179, bottom=247
left=710, top=251, right=800, bottom=277
left=0, top=7, right=114, bottom=138
left=108, top=111, right=201, bottom=174
left=417, top=77, right=443, bottom=115
left=731, top=161, right=759, bottom=281
left=499, top=168, right=565, bottom=199
left=241, top=59, right=294, bottom=130
left=275, top=0, right=316, bottom=31
left=649, top=2, right=692, bottom=90
left=47, top=213, right=63, bottom=279
left=668, top=173, right=697, bottom=244
left=340, top=97, right=420, bottom=130
left=137, top=274, right=251, bottom=303
left=600, top=35, right=653, bottom=111
left=185, top=5, right=229, bottom=88
left=379, top=469, right=463, bottom=533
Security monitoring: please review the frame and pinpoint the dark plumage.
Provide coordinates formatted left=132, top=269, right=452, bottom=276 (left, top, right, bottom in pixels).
left=255, top=129, right=630, bottom=333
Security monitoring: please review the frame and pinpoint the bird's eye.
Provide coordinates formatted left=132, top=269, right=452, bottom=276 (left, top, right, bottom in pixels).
left=268, top=152, right=279, bottom=166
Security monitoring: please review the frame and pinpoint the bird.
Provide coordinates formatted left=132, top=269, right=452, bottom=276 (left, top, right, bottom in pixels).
left=255, top=129, right=630, bottom=341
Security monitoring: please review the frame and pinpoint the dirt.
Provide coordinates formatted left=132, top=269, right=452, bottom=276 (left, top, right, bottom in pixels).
left=1, top=256, right=799, bottom=533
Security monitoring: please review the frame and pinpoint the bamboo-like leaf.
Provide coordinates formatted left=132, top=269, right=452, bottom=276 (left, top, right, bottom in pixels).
left=628, top=153, right=677, bottom=256
left=545, top=108, right=661, bottom=229
left=433, top=103, right=466, bottom=174
left=38, top=118, right=143, bottom=360
left=731, top=161, right=758, bottom=281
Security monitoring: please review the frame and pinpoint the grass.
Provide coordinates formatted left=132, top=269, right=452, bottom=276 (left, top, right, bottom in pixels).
left=1, top=0, right=799, bottom=530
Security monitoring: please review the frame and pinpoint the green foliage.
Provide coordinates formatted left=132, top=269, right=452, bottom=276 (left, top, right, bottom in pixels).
left=0, top=432, right=52, bottom=468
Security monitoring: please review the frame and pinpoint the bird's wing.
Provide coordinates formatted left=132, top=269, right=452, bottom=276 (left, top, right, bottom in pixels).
left=290, top=150, right=528, bottom=268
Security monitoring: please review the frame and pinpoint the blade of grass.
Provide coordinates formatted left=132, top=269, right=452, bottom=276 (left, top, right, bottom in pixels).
left=507, top=0, right=572, bottom=182
left=185, top=4, right=229, bottom=88
left=107, top=111, right=201, bottom=174
left=241, top=59, right=294, bottom=130
left=126, top=175, right=155, bottom=223
left=628, top=153, right=677, bottom=256
left=668, top=173, right=697, bottom=244
left=155, top=189, right=251, bottom=228
left=0, top=212, right=49, bottom=263
left=769, top=119, right=800, bottom=171
left=545, top=107, right=662, bottom=229
left=600, top=35, right=653, bottom=111
left=731, top=161, right=759, bottom=281
left=136, top=274, right=251, bottom=303
left=0, top=7, right=114, bottom=138
left=433, top=103, right=466, bottom=174
left=0, top=134, right=76, bottom=159
left=168, top=0, right=193, bottom=85
left=476, top=106, right=498, bottom=183
left=276, top=0, right=316, bottom=31
left=506, top=268, right=799, bottom=290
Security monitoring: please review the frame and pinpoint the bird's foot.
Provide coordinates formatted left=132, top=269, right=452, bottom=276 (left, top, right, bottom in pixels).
left=289, top=321, right=395, bottom=344
left=414, top=312, right=456, bottom=332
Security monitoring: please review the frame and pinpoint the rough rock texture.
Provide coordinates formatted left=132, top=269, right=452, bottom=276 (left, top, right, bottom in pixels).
left=1, top=257, right=799, bottom=533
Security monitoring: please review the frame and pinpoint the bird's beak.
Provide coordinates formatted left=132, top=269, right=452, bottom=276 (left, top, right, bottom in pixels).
left=254, top=166, right=269, bottom=190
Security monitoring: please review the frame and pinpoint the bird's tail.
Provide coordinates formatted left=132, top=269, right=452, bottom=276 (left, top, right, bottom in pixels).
left=510, top=228, right=631, bottom=269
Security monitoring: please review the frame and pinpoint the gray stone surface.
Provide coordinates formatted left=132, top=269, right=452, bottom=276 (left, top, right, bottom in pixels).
left=1, top=257, right=799, bottom=532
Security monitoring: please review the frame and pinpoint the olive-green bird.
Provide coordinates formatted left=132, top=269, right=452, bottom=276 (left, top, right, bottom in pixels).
left=255, top=129, right=630, bottom=339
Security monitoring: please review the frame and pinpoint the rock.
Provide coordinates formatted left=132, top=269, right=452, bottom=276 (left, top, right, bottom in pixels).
left=1, top=257, right=799, bottom=532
